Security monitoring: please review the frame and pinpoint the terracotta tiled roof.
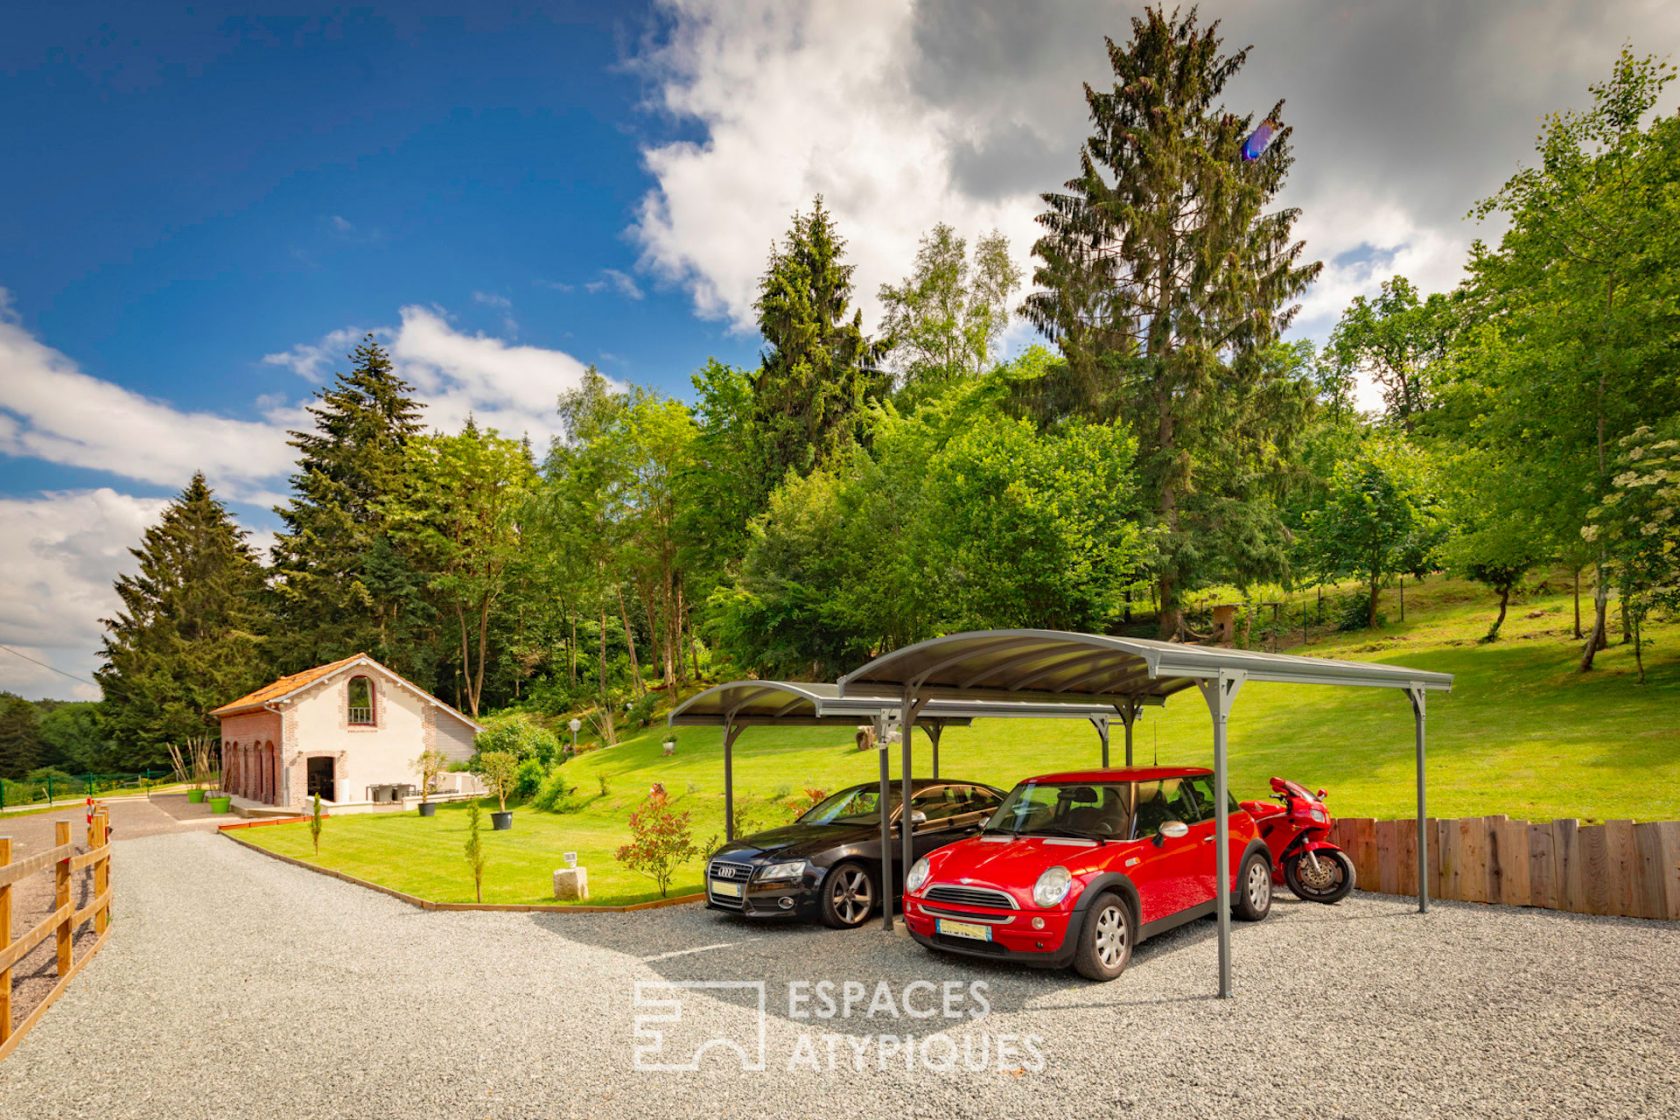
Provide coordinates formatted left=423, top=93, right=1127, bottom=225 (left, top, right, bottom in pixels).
left=209, top=653, right=367, bottom=717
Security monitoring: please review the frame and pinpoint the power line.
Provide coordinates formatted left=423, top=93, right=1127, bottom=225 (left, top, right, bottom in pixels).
left=0, top=643, right=99, bottom=687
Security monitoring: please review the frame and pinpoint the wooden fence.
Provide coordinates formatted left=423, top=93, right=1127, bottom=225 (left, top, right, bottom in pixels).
left=1329, top=815, right=1680, bottom=921
left=0, top=805, right=112, bottom=1060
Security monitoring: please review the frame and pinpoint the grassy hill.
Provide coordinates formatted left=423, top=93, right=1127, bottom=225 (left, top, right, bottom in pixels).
left=238, top=575, right=1678, bottom=905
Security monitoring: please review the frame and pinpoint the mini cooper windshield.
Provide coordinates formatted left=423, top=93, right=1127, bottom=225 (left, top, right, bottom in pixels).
left=985, top=780, right=1139, bottom=840
left=796, top=784, right=904, bottom=826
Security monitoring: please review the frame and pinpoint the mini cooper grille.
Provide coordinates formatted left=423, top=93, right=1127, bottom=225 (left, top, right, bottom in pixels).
left=924, top=884, right=1016, bottom=910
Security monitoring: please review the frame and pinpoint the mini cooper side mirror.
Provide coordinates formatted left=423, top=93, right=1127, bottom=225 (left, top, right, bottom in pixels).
left=1154, top=819, right=1190, bottom=845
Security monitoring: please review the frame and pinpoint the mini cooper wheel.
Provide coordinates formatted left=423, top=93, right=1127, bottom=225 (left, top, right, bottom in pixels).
left=1233, top=852, right=1272, bottom=921
left=1072, top=893, right=1134, bottom=981
left=818, top=861, right=876, bottom=929
left=1285, top=849, right=1356, bottom=904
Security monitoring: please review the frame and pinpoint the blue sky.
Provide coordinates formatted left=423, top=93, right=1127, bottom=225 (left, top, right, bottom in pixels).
left=3, top=0, right=1672, bottom=698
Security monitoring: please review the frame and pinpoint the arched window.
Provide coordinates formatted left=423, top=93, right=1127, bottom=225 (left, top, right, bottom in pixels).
left=347, top=676, right=375, bottom=726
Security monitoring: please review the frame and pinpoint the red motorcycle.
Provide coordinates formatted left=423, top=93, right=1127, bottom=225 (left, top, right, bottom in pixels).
left=1240, top=777, right=1356, bottom=904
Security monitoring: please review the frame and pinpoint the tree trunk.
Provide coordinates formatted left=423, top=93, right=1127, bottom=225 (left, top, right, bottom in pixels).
left=1580, top=563, right=1610, bottom=670
left=1632, top=609, right=1645, bottom=684
left=1399, top=576, right=1405, bottom=622
left=1156, top=574, right=1181, bottom=640
left=1572, top=568, right=1582, bottom=640
left=1484, top=584, right=1511, bottom=643
left=455, top=603, right=478, bottom=717
left=1368, top=574, right=1380, bottom=629
left=597, top=602, right=609, bottom=705
left=617, top=585, right=645, bottom=696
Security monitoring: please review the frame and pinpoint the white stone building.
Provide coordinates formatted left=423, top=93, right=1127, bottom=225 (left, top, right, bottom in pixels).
left=210, top=654, right=481, bottom=810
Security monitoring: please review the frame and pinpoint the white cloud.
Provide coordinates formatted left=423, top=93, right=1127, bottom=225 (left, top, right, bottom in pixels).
left=630, top=0, right=1680, bottom=364
left=262, top=326, right=377, bottom=381
left=0, top=489, right=171, bottom=700
left=585, top=268, right=645, bottom=301
left=632, top=1, right=1039, bottom=334
left=0, top=291, right=295, bottom=502
left=389, top=305, right=608, bottom=446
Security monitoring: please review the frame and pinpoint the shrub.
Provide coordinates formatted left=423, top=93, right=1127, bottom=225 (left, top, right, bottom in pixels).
left=614, top=788, right=700, bottom=897
left=309, top=793, right=324, bottom=856
left=531, top=768, right=574, bottom=812
left=625, top=692, right=659, bottom=729
left=513, top=758, right=546, bottom=800
left=474, top=712, right=561, bottom=766
left=464, top=803, right=486, bottom=903
left=1333, top=592, right=1387, bottom=632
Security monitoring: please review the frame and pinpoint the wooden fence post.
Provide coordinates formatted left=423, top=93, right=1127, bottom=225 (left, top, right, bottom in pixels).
left=0, top=836, right=11, bottom=1044
left=1528, top=823, right=1555, bottom=910
left=1580, top=823, right=1612, bottom=916
left=95, top=808, right=110, bottom=934
left=54, top=820, right=72, bottom=976
left=1552, top=819, right=1582, bottom=913
left=1602, top=820, right=1637, bottom=918
left=1375, top=819, right=1401, bottom=895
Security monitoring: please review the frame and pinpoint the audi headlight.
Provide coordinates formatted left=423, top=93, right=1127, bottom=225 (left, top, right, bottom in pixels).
left=1033, top=865, right=1073, bottom=908
left=756, top=859, right=808, bottom=883
left=906, top=857, right=931, bottom=893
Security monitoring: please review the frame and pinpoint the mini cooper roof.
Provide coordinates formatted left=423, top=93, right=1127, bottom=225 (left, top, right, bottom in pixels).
left=1017, top=766, right=1213, bottom=784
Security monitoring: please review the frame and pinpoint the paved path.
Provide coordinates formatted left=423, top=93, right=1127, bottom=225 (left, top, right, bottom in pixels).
left=3, top=830, right=1677, bottom=1119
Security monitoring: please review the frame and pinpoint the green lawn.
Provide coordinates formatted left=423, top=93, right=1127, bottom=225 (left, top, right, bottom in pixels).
left=236, top=575, right=1679, bottom=906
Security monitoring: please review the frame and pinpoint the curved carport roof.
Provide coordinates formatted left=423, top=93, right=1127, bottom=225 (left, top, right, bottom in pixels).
left=668, top=679, right=1122, bottom=937
left=837, top=629, right=1453, bottom=999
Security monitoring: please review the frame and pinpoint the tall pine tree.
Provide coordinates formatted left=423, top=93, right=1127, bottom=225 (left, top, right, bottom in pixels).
left=753, top=198, right=884, bottom=481
left=97, top=474, right=269, bottom=767
left=269, top=336, right=432, bottom=677
left=1023, top=6, right=1320, bottom=637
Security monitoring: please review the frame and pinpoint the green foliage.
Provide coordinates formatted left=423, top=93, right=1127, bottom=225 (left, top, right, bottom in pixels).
left=473, top=712, right=560, bottom=766
left=614, top=787, right=700, bottom=897
left=1304, top=440, right=1441, bottom=629
left=877, top=223, right=1021, bottom=401
left=96, top=474, right=269, bottom=768
left=513, top=757, right=546, bottom=800
left=310, top=793, right=324, bottom=855
left=0, top=693, right=41, bottom=780
left=1021, top=8, right=1320, bottom=635
left=36, top=702, right=107, bottom=773
left=530, top=767, right=576, bottom=812
left=269, top=337, right=430, bottom=678
left=753, top=197, right=885, bottom=478
left=473, top=749, right=520, bottom=813
left=1324, top=276, right=1458, bottom=432
left=463, top=802, right=486, bottom=903
left=386, top=421, right=537, bottom=718
left=1449, top=49, right=1680, bottom=667
left=1586, top=424, right=1680, bottom=681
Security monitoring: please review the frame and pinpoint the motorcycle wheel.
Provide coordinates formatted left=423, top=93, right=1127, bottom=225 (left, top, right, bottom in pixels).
left=1284, top=849, right=1356, bottom=904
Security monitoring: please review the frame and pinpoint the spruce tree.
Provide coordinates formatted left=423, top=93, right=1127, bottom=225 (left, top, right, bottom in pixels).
left=96, top=474, right=269, bottom=768
left=0, top=693, right=42, bottom=780
left=269, top=336, right=430, bottom=674
left=753, top=198, right=884, bottom=480
left=1023, top=6, right=1320, bottom=637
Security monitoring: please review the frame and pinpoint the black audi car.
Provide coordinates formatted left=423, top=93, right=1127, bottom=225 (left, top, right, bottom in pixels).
left=705, top=778, right=1005, bottom=928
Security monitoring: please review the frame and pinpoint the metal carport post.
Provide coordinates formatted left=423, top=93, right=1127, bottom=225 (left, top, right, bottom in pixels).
left=837, top=629, right=1453, bottom=999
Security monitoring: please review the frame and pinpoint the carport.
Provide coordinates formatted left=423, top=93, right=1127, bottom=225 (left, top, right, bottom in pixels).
left=668, top=680, right=1121, bottom=931
left=836, top=630, right=1453, bottom=998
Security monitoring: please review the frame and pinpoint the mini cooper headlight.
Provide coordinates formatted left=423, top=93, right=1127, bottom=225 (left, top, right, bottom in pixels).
left=1033, top=865, right=1073, bottom=908
left=756, top=859, right=808, bottom=883
left=906, top=857, right=931, bottom=893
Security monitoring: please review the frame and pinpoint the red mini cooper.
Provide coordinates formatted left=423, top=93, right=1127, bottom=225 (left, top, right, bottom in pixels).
left=902, top=767, right=1273, bottom=980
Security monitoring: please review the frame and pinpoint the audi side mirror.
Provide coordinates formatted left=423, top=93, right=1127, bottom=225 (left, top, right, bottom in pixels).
left=910, top=810, right=929, bottom=826
left=1154, top=819, right=1189, bottom=846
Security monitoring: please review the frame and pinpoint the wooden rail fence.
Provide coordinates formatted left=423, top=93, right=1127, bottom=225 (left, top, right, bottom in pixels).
left=0, top=805, right=112, bottom=1061
left=1329, top=815, right=1680, bottom=921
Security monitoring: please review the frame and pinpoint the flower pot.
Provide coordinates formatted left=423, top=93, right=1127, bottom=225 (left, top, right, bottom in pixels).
left=418, top=801, right=438, bottom=817
left=187, top=788, right=205, bottom=804
left=209, top=796, right=232, bottom=814
left=491, top=811, right=513, bottom=831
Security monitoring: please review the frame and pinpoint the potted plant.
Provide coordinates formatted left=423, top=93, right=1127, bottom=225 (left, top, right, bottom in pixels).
left=476, top=750, right=519, bottom=830
left=413, top=749, right=449, bottom=817
left=209, top=792, right=232, bottom=814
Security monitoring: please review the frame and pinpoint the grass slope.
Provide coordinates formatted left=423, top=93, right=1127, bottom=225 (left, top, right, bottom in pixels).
left=238, top=576, right=1678, bottom=905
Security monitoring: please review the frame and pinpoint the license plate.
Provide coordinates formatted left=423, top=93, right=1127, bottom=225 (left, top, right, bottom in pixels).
left=711, top=880, right=741, bottom=898
left=936, top=919, right=992, bottom=942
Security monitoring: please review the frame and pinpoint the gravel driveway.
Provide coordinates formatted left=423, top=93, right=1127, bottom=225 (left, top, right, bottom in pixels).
left=3, top=830, right=1676, bottom=1119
